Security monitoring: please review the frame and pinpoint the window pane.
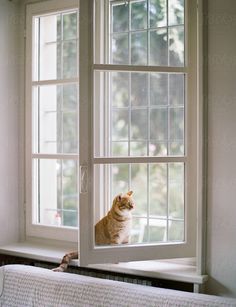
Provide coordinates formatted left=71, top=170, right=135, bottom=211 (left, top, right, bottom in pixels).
left=33, top=159, right=78, bottom=227
left=94, top=163, right=184, bottom=245
left=112, top=3, right=129, bottom=33
left=150, top=28, right=168, bottom=66
left=131, top=31, right=147, bottom=65
left=34, top=11, right=78, bottom=81
left=111, top=33, right=129, bottom=64
left=169, top=26, right=184, bottom=66
left=149, top=0, right=167, bottom=28
left=131, top=73, right=148, bottom=107
left=33, top=84, right=78, bottom=154
left=131, top=0, right=147, bottom=30
left=63, top=12, right=77, bottom=40
left=168, top=0, right=184, bottom=26
left=94, top=71, right=185, bottom=157
left=131, top=109, right=148, bottom=140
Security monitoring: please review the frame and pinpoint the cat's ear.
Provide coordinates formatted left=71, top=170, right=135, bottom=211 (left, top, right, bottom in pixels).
left=127, top=190, right=133, bottom=196
left=117, top=194, right=122, bottom=201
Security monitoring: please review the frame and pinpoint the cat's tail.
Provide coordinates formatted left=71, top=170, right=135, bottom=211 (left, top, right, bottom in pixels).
left=52, top=251, right=79, bottom=272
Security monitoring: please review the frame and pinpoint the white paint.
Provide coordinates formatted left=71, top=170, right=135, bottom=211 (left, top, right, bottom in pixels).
left=0, top=0, right=20, bottom=245
left=207, top=0, right=236, bottom=298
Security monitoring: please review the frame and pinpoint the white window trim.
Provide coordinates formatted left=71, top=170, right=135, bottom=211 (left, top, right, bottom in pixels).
left=25, top=0, right=80, bottom=242
left=78, top=0, right=203, bottom=266
left=24, top=0, right=205, bottom=270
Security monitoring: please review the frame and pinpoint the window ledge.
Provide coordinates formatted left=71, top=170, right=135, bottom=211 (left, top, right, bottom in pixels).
left=0, top=242, right=208, bottom=285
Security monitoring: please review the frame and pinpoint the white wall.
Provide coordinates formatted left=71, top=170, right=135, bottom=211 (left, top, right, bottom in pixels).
left=0, top=0, right=21, bottom=245
left=207, top=0, right=236, bottom=298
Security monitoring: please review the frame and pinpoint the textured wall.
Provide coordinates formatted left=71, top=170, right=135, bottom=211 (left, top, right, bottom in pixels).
left=0, top=0, right=21, bottom=245
left=207, top=0, right=236, bottom=298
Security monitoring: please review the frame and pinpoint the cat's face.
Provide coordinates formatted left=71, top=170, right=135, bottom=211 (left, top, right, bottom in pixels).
left=115, top=191, right=135, bottom=212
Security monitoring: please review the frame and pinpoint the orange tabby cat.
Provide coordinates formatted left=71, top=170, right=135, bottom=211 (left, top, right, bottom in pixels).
left=53, top=191, right=135, bottom=272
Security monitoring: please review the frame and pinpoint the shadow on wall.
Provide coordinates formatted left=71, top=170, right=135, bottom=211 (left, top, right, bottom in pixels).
left=205, top=277, right=236, bottom=298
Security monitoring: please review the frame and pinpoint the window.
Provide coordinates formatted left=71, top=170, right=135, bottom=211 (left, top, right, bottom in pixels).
left=26, top=0, right=79, bottom=241
left=26, top=0, right=201, bottom=266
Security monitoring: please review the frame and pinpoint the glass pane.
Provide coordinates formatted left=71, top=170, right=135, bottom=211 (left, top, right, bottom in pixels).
left=168, top=220, right=184, bottom=241
left=131, top=0, right=147, bottom=30
left=63, top=12, right=77, bottom=40
left=150, top=28, right=168, bottom=66
left=149, top=0, right=167, bottom=28
left=112, top=142, right=129, bottom=156
left=169, top=26, right=184, bottom=66
left=94, top=163, right=185, bottom=246
left=35, top=11, right=78, bottom=81
left=112, top=109, right=129, bottom=141
left=150, top=108, right=168, bottom=141
left=131, top=32, right=147, bottom=65
left=131, top=73, right=148, bottom=107
left=131, top=109, right=148, bottom=140
left=33, top=159, right=78, bottom=227
left=94, top=71, right=185, bottom=157
left=169, top=74, right=184, bottom=106
left=111, top=33, right=129, bottom=64
left=33, top=84, right=78, bottom=154
left=168, top=0, right=184, bottom=26
left=150, top=73, right=168, bottom=106
left=63, top=41, right=77, bottom=78
left=112, top=72, right=129, bottom=107
left=169, top=163, right=184, bottom=219
left=149, top=164, right=167, bottom=217
left=130, top=141, right=147, bottom=156
left=112, top=3, right=129, bottom=33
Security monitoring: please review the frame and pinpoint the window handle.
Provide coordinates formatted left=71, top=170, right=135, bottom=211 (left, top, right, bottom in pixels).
left=80, top=165, right=88, bottom=194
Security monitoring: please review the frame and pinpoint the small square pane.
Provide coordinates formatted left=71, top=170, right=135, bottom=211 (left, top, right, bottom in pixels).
left=130, top=141, right=147, bottom=156
left=62, top=112, right=78, bottom=153
left=131, top=73, right=148, bottom=106
left=62, top=84, right=78, bottom=110
left=169, top=107, right=184, bottom=141
left=131, top=218, right=148, bottom=244
left=111, top=164, right=129, bottom=196
left=150, top=29, right=168, bottom=66
left=112, top=109, right=129, bottom=141
left=63, top=12, right=77, bottom=40
left=149, top=142, right=167, bottom=156
left=111, top=33, right=129, bottom=64
left=168, top=0, right=184, bottom=26
left=149, top=219, right=167, bottom=242
left=112, top=142, right=129, bottom=156
left=131, top=109, right=148, bottom=140
left=112, top=72, right=129, bottom=107
left=131, top=1, right=147, bottom=30
left=131, top=32, right=147, bottom=65
left=169, top=74, right=184, bottom=106
left=169, top=141, right=184, bottom=155
left=112, top=3, right=129, bottom=32
left=150, top=73, right=168, bottom=106
left=169, top=26, right=184, bottom=66
left=131, top=164, right=148, bottom=215
left=149, top=164, right=167, bottom=216
left=149, top=0, right=167, bottom=28
left=168, top=163, right=184, bottom=219
left=168, top=220, right=184, bottom=241
left=63, top=41, right=77, bottom=78
left=150, top=108, right=168, bottom=140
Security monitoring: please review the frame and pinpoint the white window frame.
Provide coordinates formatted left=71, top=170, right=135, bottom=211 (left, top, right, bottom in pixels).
left=79, top=0, right=202, bottom=266
left=25, top=0, right=204, bottom=269
left=25, top=0, right=79, bottom=242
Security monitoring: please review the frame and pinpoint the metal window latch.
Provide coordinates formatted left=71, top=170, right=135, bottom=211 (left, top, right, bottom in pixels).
left=80, top=165, right=88, bottom=194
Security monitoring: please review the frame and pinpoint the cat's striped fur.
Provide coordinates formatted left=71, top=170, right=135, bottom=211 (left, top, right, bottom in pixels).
left=53, top=191, right=135, bottom=272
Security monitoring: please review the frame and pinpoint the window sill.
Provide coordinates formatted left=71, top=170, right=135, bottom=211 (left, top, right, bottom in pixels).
left=0, top=241, right=208, bottom=286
